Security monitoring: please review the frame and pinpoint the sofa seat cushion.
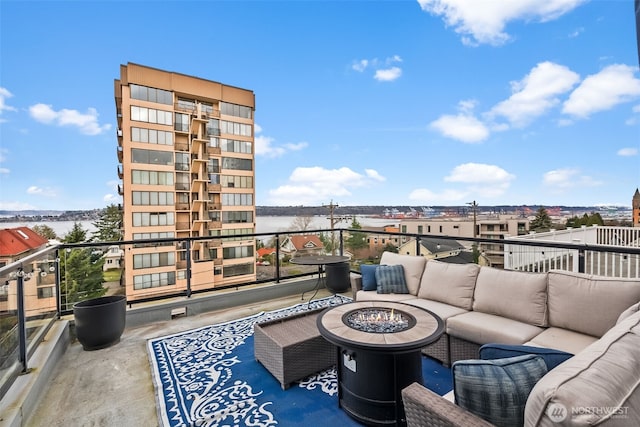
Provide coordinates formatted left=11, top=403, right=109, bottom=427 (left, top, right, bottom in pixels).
left=447, top=311, right=544, bottom=345
left=525, top=327, right=598, bottom=355
left=453, top=354, right=548, bottom=427
left=379, top=252, right=426, bottom=295
left=547, top=270, right=640, bottom=337
left=417, top=260, right=480, bottom=310
left=354, top=290, right=415, bottom=303
left=525, top=311, right=640, bottom=426
left=404, top=298, right=469, bottom=321
left=473, top=267, right=548, bottom=327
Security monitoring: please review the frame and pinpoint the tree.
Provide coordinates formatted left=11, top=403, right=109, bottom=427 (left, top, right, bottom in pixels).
left=289, top=215, right=314, bottom=231
left=345, top=218, right=368, bottom=253
left=319, top=232, right=337, bottom=255
left=92, top=204, right=123, bottom=242
left=530, top=207, right=552, bottom=232
left=63, top=222, right=88, bottom=243
left=61, top=248, right=106, bottom=306
left=32, top=224, right=57, bottom=240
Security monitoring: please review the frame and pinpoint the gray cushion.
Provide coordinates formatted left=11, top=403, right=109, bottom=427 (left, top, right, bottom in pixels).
left=473, top=267, right=548, bottom=327
left=417, top=260, right=480, bottom=310
left=547, top=270, right=640, bottom=337
left=375, top=264, right=409, bottom=294
left=453, top=354, right=548, bottom=427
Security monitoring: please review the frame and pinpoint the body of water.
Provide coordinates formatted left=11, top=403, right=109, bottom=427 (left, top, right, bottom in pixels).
left=1, top=215, right=398, bottom=239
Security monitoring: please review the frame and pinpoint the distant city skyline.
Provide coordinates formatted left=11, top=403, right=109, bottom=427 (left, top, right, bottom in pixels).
left=1, top=0, right=639, bottom=210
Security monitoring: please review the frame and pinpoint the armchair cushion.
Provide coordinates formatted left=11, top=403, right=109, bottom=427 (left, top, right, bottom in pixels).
left=479, top=343, right=573, bottom=371
left=376, top=264, right=409, bottom=294
left=360, top=264, right=378, bottom=291
left=452, top=354, right=548, bottom=427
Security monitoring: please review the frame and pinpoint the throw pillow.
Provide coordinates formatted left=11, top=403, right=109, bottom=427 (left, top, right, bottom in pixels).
left=479, top=343, right=573, bottom=371
left=360, top=264, right=378, bottom=291
left=375, top=264, right=409, bottom=294
left=452, top=354, right=548, bottom=427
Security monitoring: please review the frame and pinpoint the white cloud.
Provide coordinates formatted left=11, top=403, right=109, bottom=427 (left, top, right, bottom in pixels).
left=430, top=112, right=489, bottom=143
left=254, top=125, right=308, bottom=159
left=374, top=67, right=402, bottom=82
left=0, top=87, right=18, bottom=115
left=103, top=194, right=120, bottom=204
left=489, top=61, right=580, bottom=127
left=543, top=168, right=601, bottom=191
left=0, top=201, right=36, bottom=210
left=267, top=166, right=385, bottom=205
left=352, top=59, right=369, bottom=72
left=0, top=168, right=9, bottom=174
left=563, top=64, right=640, bottom=118
left=617, top=148, right=638, bottom=157
left=352, top=55, right=403, bottom=82
left=28, top=103, right=111, bottom=135
left=417, top=0, right=587, bottom=46
left=26, top=185, right=57, bottom=197
left=411, top=163, right=514, bottom=203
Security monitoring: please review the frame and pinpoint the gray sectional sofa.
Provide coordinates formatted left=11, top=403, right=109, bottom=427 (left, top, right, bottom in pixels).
left=350, top=251, right=640, bottom=426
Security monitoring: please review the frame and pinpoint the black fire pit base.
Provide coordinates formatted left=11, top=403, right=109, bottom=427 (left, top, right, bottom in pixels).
left=338, top=348, right=423, bottom=426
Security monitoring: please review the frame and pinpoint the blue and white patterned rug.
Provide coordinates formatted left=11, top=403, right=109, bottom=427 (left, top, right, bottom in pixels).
left=147, top=295, right=452, bottom=427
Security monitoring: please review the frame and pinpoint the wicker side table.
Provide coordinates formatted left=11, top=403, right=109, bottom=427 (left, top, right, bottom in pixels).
left=254, top=308, right=336, bottom=389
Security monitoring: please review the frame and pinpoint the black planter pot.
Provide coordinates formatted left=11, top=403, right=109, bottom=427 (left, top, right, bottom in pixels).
left=73, top=295, right=126, bottom=351
left=325, top=262, right=351, bottom=294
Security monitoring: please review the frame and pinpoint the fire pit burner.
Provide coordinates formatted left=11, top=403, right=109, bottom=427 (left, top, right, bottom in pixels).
left=344, top=307, right=416, bottom=333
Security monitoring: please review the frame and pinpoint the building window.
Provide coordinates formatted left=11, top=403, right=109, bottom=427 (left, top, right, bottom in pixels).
left=131, top=127, right=173, bottom=145
left=132, top=212, right=175, bottom=227
left=221, top=175, right=253, bottom=188
left=37, top=287, right=54, bottom=299
left=220, top=102, right=252, bottom=119
left=221, top=120, right=252, bottom=137
left=222, top=262, right=254, bottom=278
left=220, top=138, right=252, bottom=154
left=131, top=148, right=173, bottom=166
left=222, top=157, right=252, bottom=171
left=222, top=193, right=253, bottom=206
left=222, top=211, right=253, bottom=224
left=133, top=271, right=176, bottom=289
left=132, top=170, right=174, bottom=186
left=418, top=225, right=423, bottom=234
left=132, top=191, right=174, bottom=206
left=133, top=252, right=175, bottom=269
left=131, top=106, right=172, bottom=125
left=130, top=84, right=172, bottom=105
left=174, top=113, right=189, bottom=132
left=222, top=245, right=254, bottom=259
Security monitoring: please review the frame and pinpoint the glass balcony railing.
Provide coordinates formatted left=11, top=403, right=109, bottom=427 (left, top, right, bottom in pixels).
left=1, top=226, right=639, bottom=401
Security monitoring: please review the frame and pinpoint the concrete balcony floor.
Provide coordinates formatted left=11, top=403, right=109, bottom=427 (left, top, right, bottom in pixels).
left=23, top=287, right=340, bottom=427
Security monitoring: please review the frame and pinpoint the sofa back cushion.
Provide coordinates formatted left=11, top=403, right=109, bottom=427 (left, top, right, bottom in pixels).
left=473, top=267, right=548, bottom=327
left=379, top=252, right=426, bottom=296
left=417, top=261, right=480, bottom=310
left=547, top=270, right=640, bottom=337
left=525, top=311, right=640, bottom=426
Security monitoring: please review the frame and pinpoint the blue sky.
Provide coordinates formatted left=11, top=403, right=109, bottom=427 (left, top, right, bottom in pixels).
left=1, top=0, right=639, bottom=211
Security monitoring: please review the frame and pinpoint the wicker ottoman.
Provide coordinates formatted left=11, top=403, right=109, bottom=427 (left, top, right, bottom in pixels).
left=254, top=307, right=336, bottom=389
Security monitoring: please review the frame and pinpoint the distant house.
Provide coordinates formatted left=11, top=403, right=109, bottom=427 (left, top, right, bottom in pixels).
left=0, top=227, right=53, bottom=313
left=280, top=235, right=324, bottom=258
left=0, top=227, right=49, bottom=267
left=257, top=247, right=276, bottom=259
left=102, top=245, right=124, bottom=271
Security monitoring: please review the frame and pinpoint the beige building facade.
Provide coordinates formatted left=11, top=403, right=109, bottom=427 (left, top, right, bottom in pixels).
left=399, top=215, right=529, bottom=268
left=115, top=63, right=256, bottom=301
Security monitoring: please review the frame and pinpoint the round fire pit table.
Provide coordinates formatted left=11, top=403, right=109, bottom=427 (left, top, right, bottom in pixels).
left=317, top=301, right=444, bottom=427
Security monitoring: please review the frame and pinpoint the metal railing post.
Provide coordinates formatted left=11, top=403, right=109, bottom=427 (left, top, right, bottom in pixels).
left=275, top=234, right=281, bottom=283
left=339, top=230, right=344, bottom=256
left=185, top=240, right=192, bottom=297
left=16, top=268, right=28, bottom=372
left=578, top=249, right=585, bottom=273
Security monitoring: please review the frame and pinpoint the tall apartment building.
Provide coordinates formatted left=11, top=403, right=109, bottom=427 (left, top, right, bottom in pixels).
left=633, top=188, right=640, bottom=227
left=115, top=63, right=256, bottom=301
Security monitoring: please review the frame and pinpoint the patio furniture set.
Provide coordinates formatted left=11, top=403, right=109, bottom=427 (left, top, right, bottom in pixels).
left=350, top=251, right=640, bottom=426
left=253, top=250, right=640, bottom=426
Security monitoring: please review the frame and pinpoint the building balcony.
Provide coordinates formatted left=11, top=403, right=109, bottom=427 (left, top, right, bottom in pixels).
left=1, top=226, right=639, bottom=425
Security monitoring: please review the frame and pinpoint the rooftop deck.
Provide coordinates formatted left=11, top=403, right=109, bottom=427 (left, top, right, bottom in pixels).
left=22, top=287, right=340, bottom=427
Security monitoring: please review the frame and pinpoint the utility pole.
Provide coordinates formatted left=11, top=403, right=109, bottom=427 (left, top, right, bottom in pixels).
left=323, top=200, right=350, bottom=255
left=467, top=200, right=478, bottom=238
